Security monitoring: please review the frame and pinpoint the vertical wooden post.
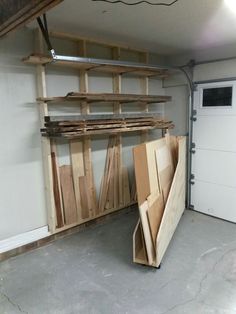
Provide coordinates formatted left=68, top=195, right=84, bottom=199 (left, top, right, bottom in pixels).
left=79, top=40, right=97, bottom=217
left=35, top=28, right=56, bottom=233
left=112, top=47, right=123, bottom=207
left=140, top=52, right=149, bottom=143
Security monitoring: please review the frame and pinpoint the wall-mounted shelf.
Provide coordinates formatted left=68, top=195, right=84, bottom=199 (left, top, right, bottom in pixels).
left=23, top=54, right=169, bottom=77
left=37, top=92, right=172, bottom=104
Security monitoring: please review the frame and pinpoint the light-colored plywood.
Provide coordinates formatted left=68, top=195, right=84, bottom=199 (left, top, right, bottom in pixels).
left=139, top=201, right=155, bottom=265
left=155, top=137, right=186, bottom=267
left=133, top=219, right=148, bottom=265
left=146, top=191, right=164, bottom=247
left=155, top=138, right=175, bottom=204
left=59, top=165, right=77, bottom=225
left=133, top=136, right=186, bottom=268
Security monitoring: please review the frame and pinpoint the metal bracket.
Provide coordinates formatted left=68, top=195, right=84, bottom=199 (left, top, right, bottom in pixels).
left=190, top=142, right=196, bottom=154
left=190, top=174, right=195, bottom=185
left=37, top=13, right=55, bottom=57
left=190, top=109, right=197, bottom=122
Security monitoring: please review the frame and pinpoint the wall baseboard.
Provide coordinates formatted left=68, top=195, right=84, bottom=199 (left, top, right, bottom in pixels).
left=0, top=226, right=50, bottom=253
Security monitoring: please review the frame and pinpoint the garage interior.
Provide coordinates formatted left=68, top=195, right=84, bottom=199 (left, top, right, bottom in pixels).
left=1, top=0, right=236, bottom=313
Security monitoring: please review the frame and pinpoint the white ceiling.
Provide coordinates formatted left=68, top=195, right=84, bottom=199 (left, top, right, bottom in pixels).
left=43, top=0, right=236, bottom=56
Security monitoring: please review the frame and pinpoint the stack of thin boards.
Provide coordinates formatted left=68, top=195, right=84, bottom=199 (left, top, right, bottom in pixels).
left=41, top=113, right=174, bottom=139
left=133, top=135, right=186, bottom=268
left=50, top=136, right=134, bottom=229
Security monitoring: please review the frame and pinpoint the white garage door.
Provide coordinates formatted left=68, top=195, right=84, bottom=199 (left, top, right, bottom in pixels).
left=191, top=81, right=236, bottom=223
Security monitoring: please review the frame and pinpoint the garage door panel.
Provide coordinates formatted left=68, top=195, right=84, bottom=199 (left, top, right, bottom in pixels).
left=192, top=181, right=236, bottom=223
left=193, top=115, right=236, bottom=152
left=192, top=81, right=236, bottom=222
left=192, top=149, right=236, bottom=188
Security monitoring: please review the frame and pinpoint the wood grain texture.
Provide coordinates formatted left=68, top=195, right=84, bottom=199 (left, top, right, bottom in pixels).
left=0, top=0, right=62, bottom=37
left=155, top=137, right=186, bottom=267
left=59, top=165, right=77, bottom=225
left=70, top=140, right=84, bottom=221
left=51, top=152, right=64, bottom=228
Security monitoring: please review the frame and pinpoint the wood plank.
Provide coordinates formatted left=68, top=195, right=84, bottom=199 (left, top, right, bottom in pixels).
left=51, top=152, right=64, bottom=228
left=45, top=112, right=164, bottom=122
left=37, top=92, right=172, bottom=104
left=123, top=167, right=131, bottom=205
left=69, top=140, right=84, bottom=222
left=155, top=137, right=186, bottom=267
left=59, top=165, right=77, bottom=225
left=79, top=176, right=90, bottom=219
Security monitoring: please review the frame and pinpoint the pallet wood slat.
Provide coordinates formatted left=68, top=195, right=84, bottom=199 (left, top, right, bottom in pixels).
left=37, top=92, right=172, bottom=104
left=133, top=136, right=186, bottom=267
left=23, top=54, right=170, bottom=77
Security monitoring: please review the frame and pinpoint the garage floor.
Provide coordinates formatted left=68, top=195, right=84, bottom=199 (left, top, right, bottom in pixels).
left=0, top=209, right=236, bottom=314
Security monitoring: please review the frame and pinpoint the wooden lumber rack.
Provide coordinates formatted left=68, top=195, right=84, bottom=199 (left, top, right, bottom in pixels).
left=37, top=92, right=172, bottom=104
left=28, top=29, right=173, bottom=236
left=23, top=54, right=170, bottom=77
left=42, top=113, right=174, bottom=138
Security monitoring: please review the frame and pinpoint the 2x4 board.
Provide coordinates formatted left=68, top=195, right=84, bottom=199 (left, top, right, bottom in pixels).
left=133, top=136, right=186, bottom=267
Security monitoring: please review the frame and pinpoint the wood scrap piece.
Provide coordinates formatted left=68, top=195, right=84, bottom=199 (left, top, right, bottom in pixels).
left=139, top=201, right=156, bottom=265
left=79, top=176, right=90, bottom=219
left=155, top=139, right=175, bottom=204
left=70, top=140, right=84, bottom=221
left=133, top=219, right=148, bottom=265
left=147, top=191, right=164, bottom=248
left=59, top=165, right=77, bottom=225
left=99, top=137, right=116, bottom=211
left=165, top=133, right=178, bottom=169
left=51, top=152, right=64, bottom=228
left=123, top=167, right=131, bottom=205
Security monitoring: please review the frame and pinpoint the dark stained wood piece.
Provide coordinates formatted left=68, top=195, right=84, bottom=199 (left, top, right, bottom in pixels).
left=37, top=92, right=172, bottom=104
left=51, top=152, right=64, bottom=228
left=0, top=0, right=63, bottom=37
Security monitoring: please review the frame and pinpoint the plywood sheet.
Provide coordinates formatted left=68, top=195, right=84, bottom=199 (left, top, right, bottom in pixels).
left=155, top=137, right=186, bottom=267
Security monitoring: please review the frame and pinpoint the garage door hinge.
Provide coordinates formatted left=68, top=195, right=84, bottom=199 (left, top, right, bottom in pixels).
left=190, top=142, right=196, bottom=154
left=190, top=174, right=195, bottom=185
left=190, top=109, right=197, bottom=122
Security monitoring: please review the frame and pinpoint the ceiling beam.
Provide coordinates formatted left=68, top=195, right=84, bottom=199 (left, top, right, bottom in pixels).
left=0, top=0, right=63, bottom=38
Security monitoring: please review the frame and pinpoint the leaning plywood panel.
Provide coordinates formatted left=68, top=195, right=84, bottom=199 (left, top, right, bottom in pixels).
left=155, top=136, right=186, bottom=267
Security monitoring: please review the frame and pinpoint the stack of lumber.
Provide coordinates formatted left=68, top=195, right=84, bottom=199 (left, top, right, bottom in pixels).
left=133, top=135, right=186, bottom=268
left=41, top=113, right=174, bottom=139
left=99, top=136, right=131, bottom=211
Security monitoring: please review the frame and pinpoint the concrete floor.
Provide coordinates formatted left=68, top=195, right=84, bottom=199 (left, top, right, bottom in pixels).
left=1, top=209, right=236, bottom=314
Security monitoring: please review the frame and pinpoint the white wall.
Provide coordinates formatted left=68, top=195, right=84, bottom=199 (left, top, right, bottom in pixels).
left=0, top=28, right=167, bottom=245
left=0, top=29, right=47, bottom=240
